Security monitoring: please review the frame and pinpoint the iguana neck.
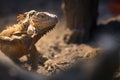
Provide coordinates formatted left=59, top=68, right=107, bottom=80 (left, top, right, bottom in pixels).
left=29, top=25, right=55, bottom=49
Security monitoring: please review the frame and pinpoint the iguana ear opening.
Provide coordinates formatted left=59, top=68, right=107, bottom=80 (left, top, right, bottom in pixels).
left=27, top=24, right=36, bottom=37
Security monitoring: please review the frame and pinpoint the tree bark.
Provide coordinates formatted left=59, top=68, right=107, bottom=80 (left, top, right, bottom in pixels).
left=62, top=0, right=99, bottom=43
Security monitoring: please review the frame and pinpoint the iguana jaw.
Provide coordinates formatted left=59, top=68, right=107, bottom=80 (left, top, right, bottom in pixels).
left=28, top=24, right=56, bottom=50
left=35, top=24, right=56, bottom=38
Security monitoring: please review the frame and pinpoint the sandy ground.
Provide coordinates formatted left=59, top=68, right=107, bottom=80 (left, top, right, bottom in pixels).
left=35, top=23, right=101, bottom=76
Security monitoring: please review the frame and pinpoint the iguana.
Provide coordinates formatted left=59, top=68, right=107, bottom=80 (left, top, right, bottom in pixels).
left=0, top=10, right=58, bottom=70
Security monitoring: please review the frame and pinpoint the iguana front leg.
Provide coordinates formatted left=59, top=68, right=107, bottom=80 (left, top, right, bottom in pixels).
left=28, top=45, right=39, bottom=70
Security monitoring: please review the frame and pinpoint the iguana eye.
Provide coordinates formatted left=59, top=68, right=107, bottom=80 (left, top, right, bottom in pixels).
left=37, top=13, right=46, bottom=19
left=40, top=14, right=46, bottom=19
left=40, top=15, right=45, bottom=18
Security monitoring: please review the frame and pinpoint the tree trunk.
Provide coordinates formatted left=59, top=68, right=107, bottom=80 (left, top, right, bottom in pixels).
left=62, top=0, right=99, bottom=43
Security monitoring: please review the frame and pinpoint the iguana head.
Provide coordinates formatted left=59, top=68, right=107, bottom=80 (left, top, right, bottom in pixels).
left=17, top=10, right=58, bottom=37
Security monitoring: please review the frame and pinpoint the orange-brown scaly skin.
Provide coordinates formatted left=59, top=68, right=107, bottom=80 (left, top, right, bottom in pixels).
left=0, top=10, right=58, bottom=70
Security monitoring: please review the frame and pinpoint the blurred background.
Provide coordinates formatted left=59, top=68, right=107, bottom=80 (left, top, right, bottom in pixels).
left=0, top=0, right=120, bottom=20
left=0, top=0, right=62, bottom=16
